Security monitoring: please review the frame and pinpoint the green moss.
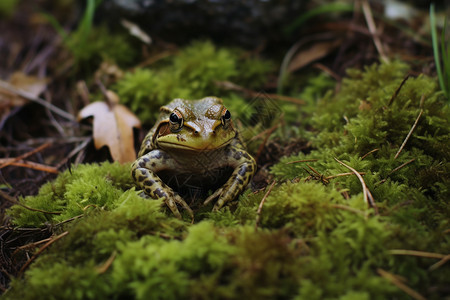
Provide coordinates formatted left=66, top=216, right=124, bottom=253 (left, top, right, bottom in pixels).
left=115, top=40, right=275, bottom=124
left=0, top=0, right=18, bottom=16
left=7, top=162, right=133, bottom=227
left=4, top=60, right=449, bottom=299
left=64, top=24, right=138, bottom=72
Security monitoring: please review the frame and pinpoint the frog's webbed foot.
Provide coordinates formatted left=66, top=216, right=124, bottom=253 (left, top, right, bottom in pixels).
left=132, top=151, right=194, bottom=222
left=165, top=193, right=194, bottom=222
left=203, top=187, right=223, bottom=207
left=205, top=159, right=256, bottom=212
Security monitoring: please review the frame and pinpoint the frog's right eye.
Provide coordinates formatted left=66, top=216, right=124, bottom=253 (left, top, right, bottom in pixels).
left=169, top=112, right=183, bottom=131
left=170, top=112, right=181, bottom=123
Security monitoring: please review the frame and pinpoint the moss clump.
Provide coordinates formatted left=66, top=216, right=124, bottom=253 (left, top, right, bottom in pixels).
left=270, top=61, right=450, bottom=298
left=7, top=162, right=133, bottom=227
left=115, top=40, right=274, bottom=124
left=66, top=25, right=138, bottom=69
left=4, top=60, right=450, bottom=299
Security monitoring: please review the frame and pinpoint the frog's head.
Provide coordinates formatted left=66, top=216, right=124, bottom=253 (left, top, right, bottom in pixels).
left=154, top=97, right=237, bottom=152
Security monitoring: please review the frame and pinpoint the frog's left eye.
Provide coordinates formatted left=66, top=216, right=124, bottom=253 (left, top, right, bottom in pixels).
left=169, top=112, right=183, bottom=131
left=221, top=109, right=231, bottom=127
left=223, top=109, right=231, bottom=120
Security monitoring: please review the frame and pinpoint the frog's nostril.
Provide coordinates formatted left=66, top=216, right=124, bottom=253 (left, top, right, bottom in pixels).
left=212, top=130, right=216, bottom=135
left=194, top=130, right=199, bottom=134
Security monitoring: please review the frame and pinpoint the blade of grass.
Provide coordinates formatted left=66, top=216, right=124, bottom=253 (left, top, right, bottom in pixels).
left=78, top=0, right=97, bottom=42
left=441, top=18, right=450, bottom=95
left=430, top=3, right=448, bottom=98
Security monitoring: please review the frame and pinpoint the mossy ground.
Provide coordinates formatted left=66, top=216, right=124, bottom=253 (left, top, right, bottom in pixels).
left=3, top=59, right=449, bottom=299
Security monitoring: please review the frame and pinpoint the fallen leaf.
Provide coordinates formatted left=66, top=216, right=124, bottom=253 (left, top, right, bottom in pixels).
left=78, top=91, right=141, bottom=163
left=288, top=39, right=342, bottom=72
left=0, top=72, right=47, bottom=125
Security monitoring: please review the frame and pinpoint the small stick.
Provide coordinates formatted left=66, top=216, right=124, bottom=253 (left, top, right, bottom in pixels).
left=361, top=0, right=389, bottom=63
left=387, top=75, right=410, bottom=107
left=285, top=159, right=318, bottom=165
left=388, top=158, right=416, bottom=175
left=429, top=254, right=450, bottom=271
left=96, top=251, right=117, bottom=274
left=326, top=172, right=366, bottom=180
left=0, top=190, right=61, bottom=215
left=361, top=148, right=379, bottom=160
left=18, top=231, right=69, bottom=275
left=15, top=237, right=53, bottom=252
left=394, top=107, right=423, bottom=159
left=334, top=158, right=378, bottom=214
left=0, top=142, right=51, bottom=169
left=255, top=180, right=276, bottom=229
left=0, top=158, right=58, bottom=174
left=388, top=249, right=446, bottom=259
left=377, top=268, right=426, bottom=300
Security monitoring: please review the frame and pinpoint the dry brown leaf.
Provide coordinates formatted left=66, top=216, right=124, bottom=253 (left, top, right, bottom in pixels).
left=0, top=72, right=47, bottom=123
left=288, top=39, right=342, bottom=72
left=78, top=91, right=141, bottom=163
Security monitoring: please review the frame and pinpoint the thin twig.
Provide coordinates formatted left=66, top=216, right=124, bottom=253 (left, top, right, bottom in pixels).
left=388, top=249, right=447, bottom=259
left=388, top=158, right=416, bottom=175
left=334, top=158, right=378, bottom=214
left=306, top=164, right=329, bottom=184
left=96, top=251, right=117, bottom=274
left=429, top=254, right=450, bottom=271
left=0, top=142, right=51, bottom=169
left=387, top=75, right=410, bottom=106
left=0, top=158, right=58, bottom=174
left=0, top=190, right=62, bottom=215
left=285, top=159, right=318, bottom=165
left=54, top=214, right=84, bottom=227
left=361, top=148, right=379, bottom=160
left=0, top=80, right=75, bottom=121
left=16, top=237, right=53, bottom=251
left=377, top=268, right=426, bottom=300
left=361, top=0, right=389, bottom=63
left=255, top=181, right=276, bottom=229
left=326, top=172, right=366, bottom=180
left=394, top=107, right=423, bottom=159
left=18, top=231, right=69, bottom=275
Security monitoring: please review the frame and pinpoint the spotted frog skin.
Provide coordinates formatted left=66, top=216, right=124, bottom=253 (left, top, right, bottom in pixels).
left=131, top=97, right=256, bottom=220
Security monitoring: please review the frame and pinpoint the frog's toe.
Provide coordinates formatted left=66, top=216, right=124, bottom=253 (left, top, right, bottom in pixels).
left=138, top=191, right=151, bottom=199
left=212, top=198, right=226, bottom=211
left=203, top=188, right=223, bottom=206
left=165, top=197, right=182, bottom=219
left=173, top=195, right=194, bottom=222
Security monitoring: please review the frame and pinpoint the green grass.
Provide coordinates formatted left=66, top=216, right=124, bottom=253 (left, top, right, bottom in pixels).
left=430, top=3, right=450, bottom=100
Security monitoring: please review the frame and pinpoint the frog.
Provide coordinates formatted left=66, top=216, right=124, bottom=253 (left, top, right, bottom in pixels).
left=131, top=97, right=256, bottom=220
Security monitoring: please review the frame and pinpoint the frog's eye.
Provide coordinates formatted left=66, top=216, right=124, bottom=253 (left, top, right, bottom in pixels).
left=221, top=109, right=231, bottom=127
left=170, top=112, right=181, bottom=123
left=169, top=112, right=183, bottom=131
left=223, top=109, right=231, bottom=120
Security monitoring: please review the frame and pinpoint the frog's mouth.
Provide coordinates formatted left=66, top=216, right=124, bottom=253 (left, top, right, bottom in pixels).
left=158, top=139, right=233, bottom=152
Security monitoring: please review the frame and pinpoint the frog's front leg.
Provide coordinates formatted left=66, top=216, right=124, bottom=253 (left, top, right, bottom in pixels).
left=131, top=150, right=193, bottom=220
left=204, top=147, right=256, bottom=211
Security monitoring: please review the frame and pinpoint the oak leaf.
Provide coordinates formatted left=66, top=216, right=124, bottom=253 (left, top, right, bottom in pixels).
left=78, top=91, right=141, bottom=163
